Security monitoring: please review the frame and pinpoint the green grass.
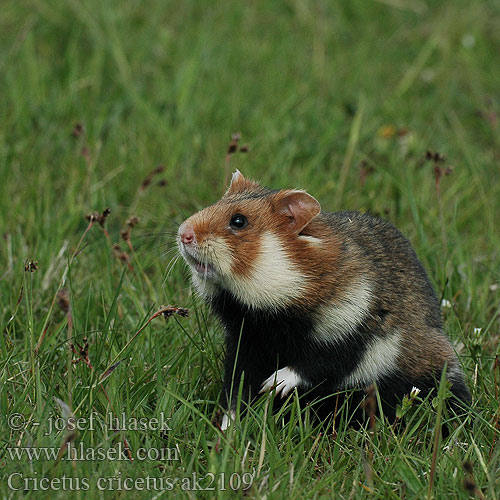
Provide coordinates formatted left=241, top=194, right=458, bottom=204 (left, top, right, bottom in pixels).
left=1, top=0, right=499, bottom=498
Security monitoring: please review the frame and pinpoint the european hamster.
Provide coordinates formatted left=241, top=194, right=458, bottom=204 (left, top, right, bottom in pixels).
left=178, top=171, right=471, bottom=429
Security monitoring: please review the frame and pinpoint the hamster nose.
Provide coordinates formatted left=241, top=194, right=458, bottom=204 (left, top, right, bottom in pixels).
left=180, top=225, right=195, bottom=245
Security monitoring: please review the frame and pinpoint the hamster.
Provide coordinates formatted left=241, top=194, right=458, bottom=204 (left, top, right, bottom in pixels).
left=177, top=171, right=471, bottom=429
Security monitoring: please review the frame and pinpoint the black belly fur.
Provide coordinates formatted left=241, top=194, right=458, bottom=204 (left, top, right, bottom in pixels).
left=210, top=290, right=469, bottom=424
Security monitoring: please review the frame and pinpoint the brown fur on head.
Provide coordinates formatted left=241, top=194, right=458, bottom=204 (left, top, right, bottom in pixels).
left=177, top=171, right=351, bottom=311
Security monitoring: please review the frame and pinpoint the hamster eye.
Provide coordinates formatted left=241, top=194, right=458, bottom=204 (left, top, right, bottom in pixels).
left=230, top=214, right=248, bottom=230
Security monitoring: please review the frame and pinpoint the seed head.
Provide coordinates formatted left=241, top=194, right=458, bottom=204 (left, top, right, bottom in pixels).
left=57, top=289, right=71, bottom=314
left=24, top=260, right=38, bottom=272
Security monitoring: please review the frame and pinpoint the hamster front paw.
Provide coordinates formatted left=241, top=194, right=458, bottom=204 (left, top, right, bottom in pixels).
left=259, top=366, right=303, bottom=398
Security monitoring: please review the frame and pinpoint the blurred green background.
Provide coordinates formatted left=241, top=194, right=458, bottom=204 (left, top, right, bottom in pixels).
left=1, top=0, right=499, bottom=323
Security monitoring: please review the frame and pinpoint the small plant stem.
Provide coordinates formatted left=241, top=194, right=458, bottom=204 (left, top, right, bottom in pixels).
left=427, top=366, right=447, bottom=500
left=66, top=310, right=73, bottom=408
left=436, top=183, right=448, bottom=254
left=99, top=307, right=186, bottom=383
left=337, top=95, right=364, bottom=207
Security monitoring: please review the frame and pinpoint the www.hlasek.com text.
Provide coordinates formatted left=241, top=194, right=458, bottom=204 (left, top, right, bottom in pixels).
left=8, top=441, right=179, bottom=462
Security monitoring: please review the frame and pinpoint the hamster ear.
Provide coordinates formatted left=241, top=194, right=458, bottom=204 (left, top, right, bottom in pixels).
left=225, top=170, right=259, bottom=195
left=276, top=191, right=321, bottom=233
left=229, top=170, right=245, bottom=190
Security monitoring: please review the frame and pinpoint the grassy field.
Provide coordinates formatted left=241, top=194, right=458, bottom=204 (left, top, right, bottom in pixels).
left=1, top=0, right=499, bottom=498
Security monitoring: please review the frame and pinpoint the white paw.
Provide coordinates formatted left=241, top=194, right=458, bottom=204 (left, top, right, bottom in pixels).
left=259, top=366, right=302, bottom=398
left=220, top=410, right=235, bottom=431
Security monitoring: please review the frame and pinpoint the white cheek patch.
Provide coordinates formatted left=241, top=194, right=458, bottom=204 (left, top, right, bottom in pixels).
left=206, top=236, right=234, bottom=275
left=186, top=236, right=233, bottom=298
left=227, top=232, right=306, bottom=310
left=184, top=232, right=305, bottom=310
left=313, top=281, right=373, bottom=344
left=341, top=330, right=401, bottom=388
left=259, top=366, right=306, bottom=398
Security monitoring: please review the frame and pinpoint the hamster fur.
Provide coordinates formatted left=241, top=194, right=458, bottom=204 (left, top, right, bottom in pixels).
left=177, top=171, right=471, bottom=429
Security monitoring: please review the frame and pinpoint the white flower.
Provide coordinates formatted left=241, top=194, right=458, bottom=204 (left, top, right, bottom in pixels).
left=474, top=327, right=482, bottom=337
left=410, top=386, right=421, bottom=398
left=441, top=299, right=452, bottom=308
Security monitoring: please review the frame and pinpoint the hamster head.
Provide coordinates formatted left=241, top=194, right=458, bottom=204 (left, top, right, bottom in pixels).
left=178, top=171, right=339, bottom=311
